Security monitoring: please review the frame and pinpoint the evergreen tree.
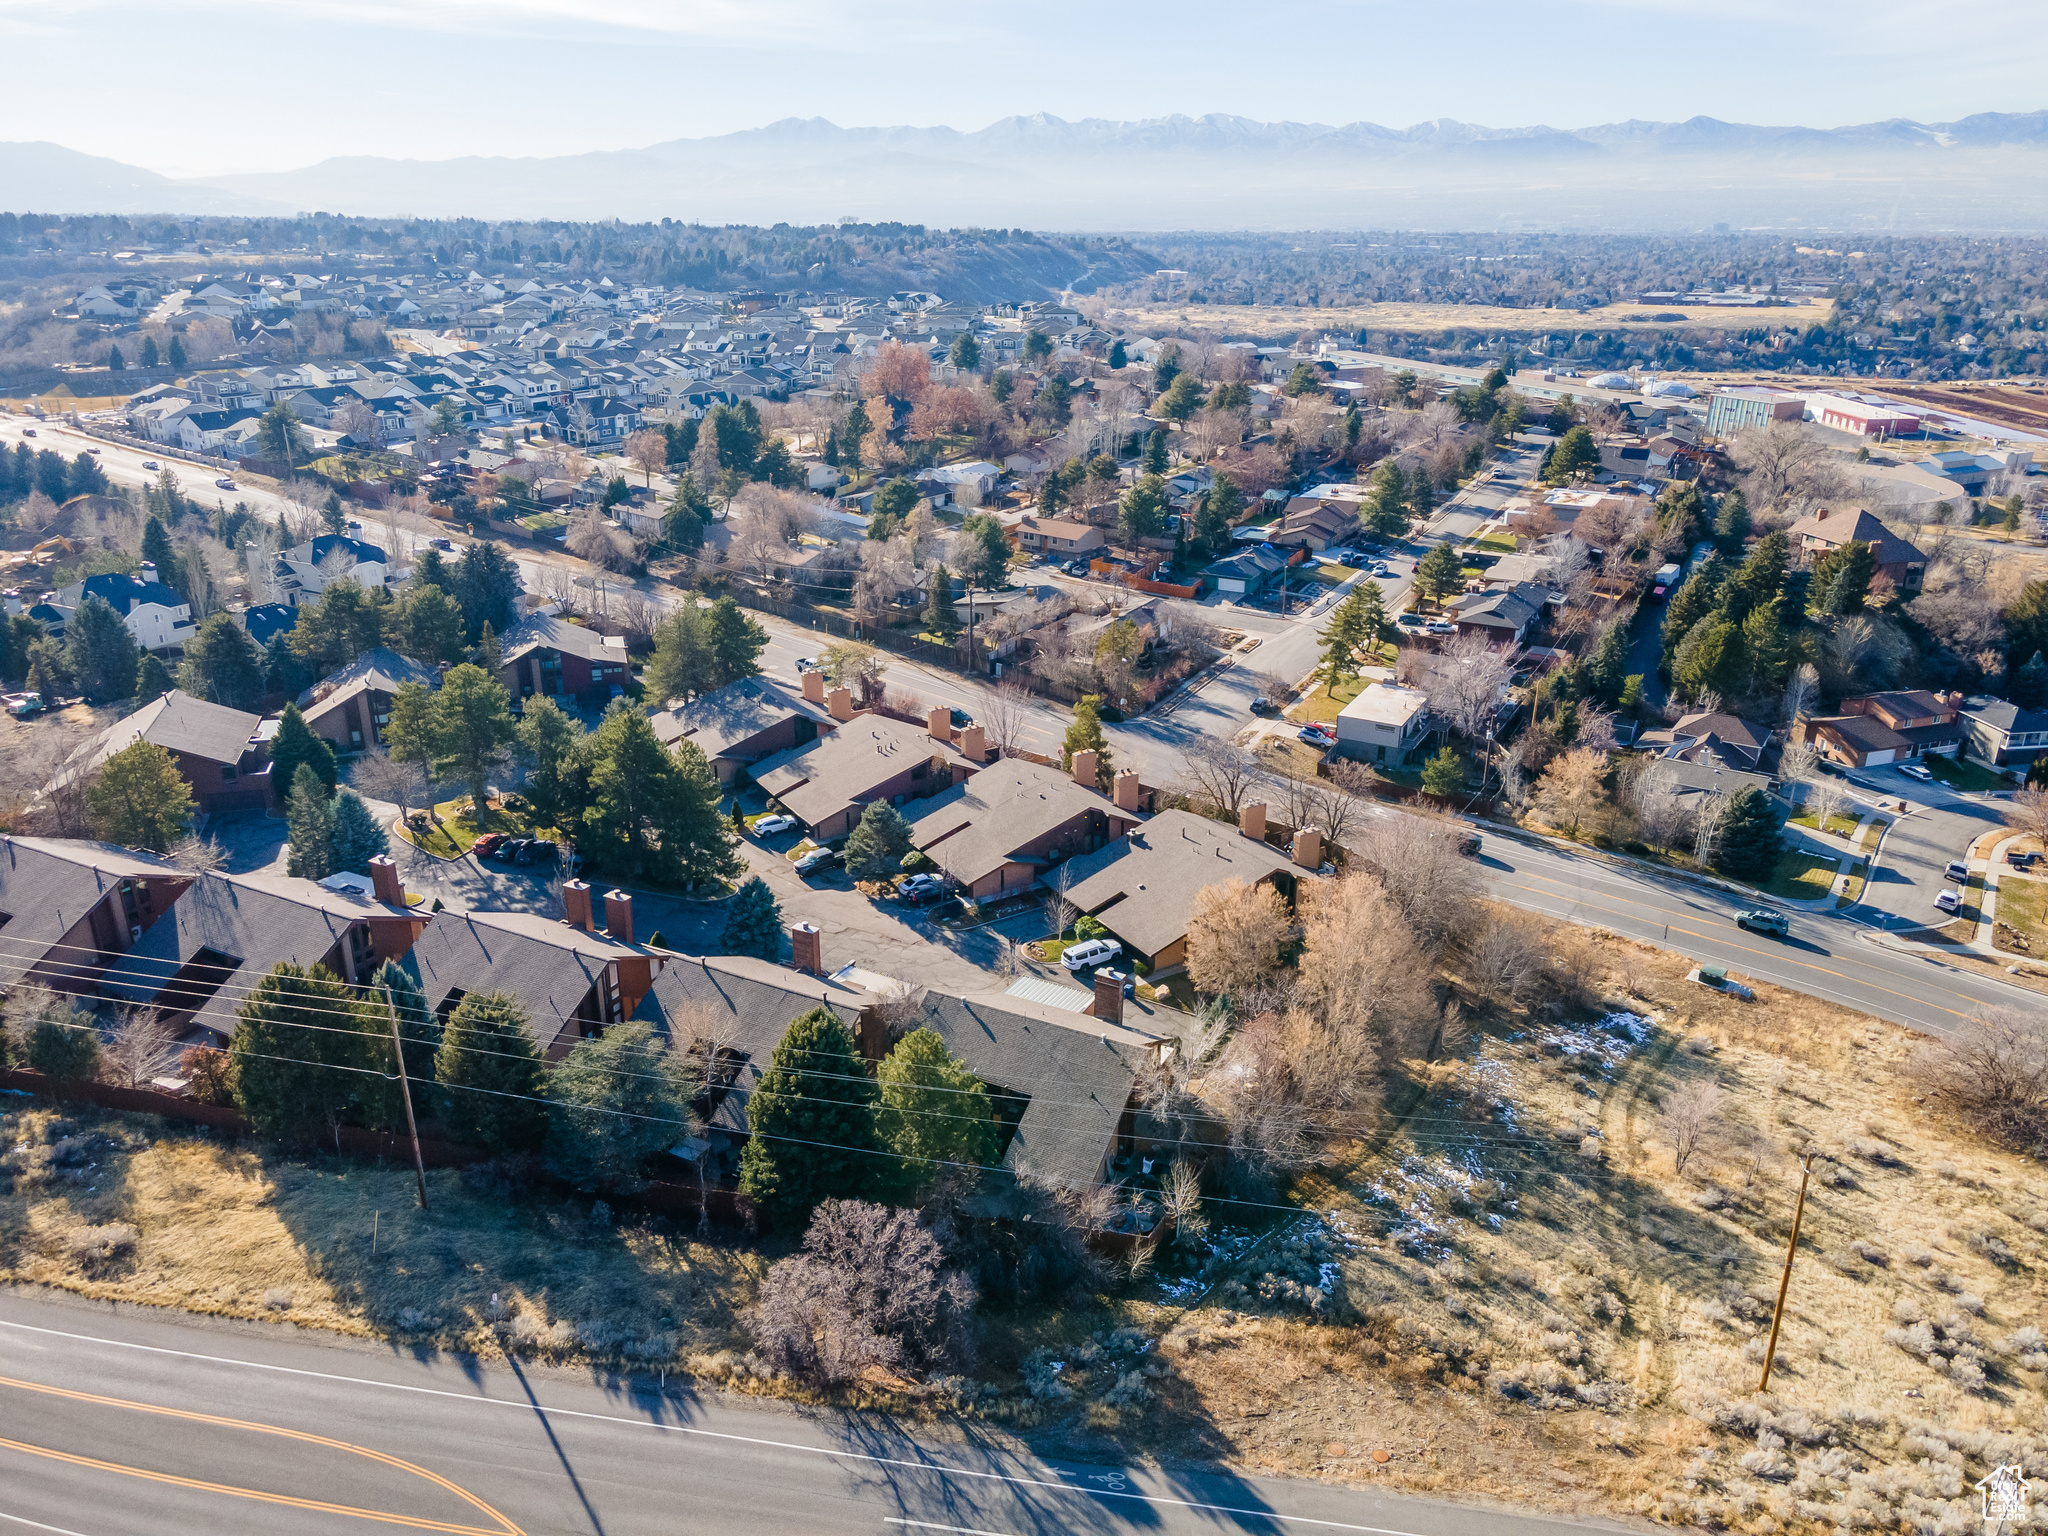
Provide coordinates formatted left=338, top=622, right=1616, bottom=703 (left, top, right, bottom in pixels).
left=583, top=705, right=737, bottom=885
left=1673, top=617, right=1744, bottom=703
left=720, top=875, right=784, bottom=960
left=1034, top=473, right=1065, bottom=518
left=431, top=663, right=516, bottom=809
left=704, top=596, right=767, bottom=686
left=1157, top=371, right=1204, bottom=423
left=434, top=991, right=546, bottom=1153
left=322, top=490, right=346, bottom=536
left=948, top=332, right=982, bottom=372
left=139, top=335, right=159, bottom=369
left=168, top=334, right=187, bottom=369
left=135, top=647, right=174, bottom=700
left=1144, top=429, right=1168, bottom=474
left=1580, top=618, right=1629, bottom=706
left=1720, top=531, right=1790, bottom=627
left=1408, top=471, right=1437, bottom=522
left=107, top=344, right=124, bottom=372
left=1713, top=785, right=1784, bottom=880
left=1061, top=693, right=1113, bottom=788
left=547, top=1021, right=695, bottom=1193
left=269, top=703, right=338, bottom=798
left=330, top=787, right=389, bottom=875
left=1420, top=746, right=1465, bottom=797
left=2010, top=650, right=2048, bottom=711
left=1660, top=557, right=1727, bottom=667
left=66, top=594, right=139, bottom=702
left=177, top=612, right=264, bottom=707
left=372, top=957, right=438, bottom=1095
left=1151, top=344, right=1179, bottom=391
left=844, top=800, right=914, bottom=881
left=957, top=513, right=1012, bottom=593
left=1107, top=339, right=1127, bottom=369
left=141, top=515, right=183, bottom=590
left=452, top=541, right=520, bottom=642
left=1414, top=542, right=1463, bottom=608
left=1543, top=425, right=1601, bottom=484
left=26, top=636, right=71, bottom=700
left=474, top=619, right=502, bottom=675
left=923, top=563, right=960, bottom=639
left=875, top=1027, right=998, bottom=1195
left=1365, top=459, right=1411, bottom=537
left=1713, top=488, right=1751, bottom=554
left=0, top=613, right=41, bottom=685
left=665, top=475, right=710, bottom=551
left=1117, top=474, right=1169, bottom=547
left=1618, top=674, right=1645, bottom=712
left=644, top=603, right=711, bottom=704
left=1342, top=404, right=1363, bottom=451
left=230, top=962, right=385, bottom=1140
left=1811, top=540, right=1878, bottom=615
left=87, top=739, right=194, bottom=852
left=413, top=546, right=453, bottom=594
left=1192, top=473, right=1240, bottom=555
left=738, top=1007, right=883, bottom=1223
left=286, top=763, right=336, bottom=880
left=1316, top=581, right=1380, bottom=689
left=1654, top=481, right=1708, bottom=543
left=395, top=583, right=465, bottom=665
left=383, top=682, right=441, bottom=793
left=515, top=696, right=586, bottom=828
left=1740, top=601, right=1790, bottom=696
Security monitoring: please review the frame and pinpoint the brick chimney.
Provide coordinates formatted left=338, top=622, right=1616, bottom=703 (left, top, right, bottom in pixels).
left=1070, top=748, right=1098, bottom=788
left=603, top=889, right=633, bottom=945
left=927, top=704, right=951, bottom=742
left=1113, top=769, right=1141, bottom=812
left=367, top=854, right=402, bottom=906
left=1293, top=827, right=1323, bottom=869
left=801, top=668, right=826, bottom=704
left=1240, top=801, right=1267, bottom=842
left=790, top=922, right=822, bottom=976
left=961, top=724, right=988, bottom=762
left=562, top=880, right=593, bottom=931
left=826, top=685, right=854, bottom=721
left=1092, top=968, right=1125, bottom=1026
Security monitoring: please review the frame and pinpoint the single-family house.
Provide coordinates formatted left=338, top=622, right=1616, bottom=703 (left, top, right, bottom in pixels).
left=1334, top=682, right=1431, bottom=766
left=1796, top=690, right=1963, bottom=768
left=0, top=837, right=193, bottom=997
left=99, top=862, right=426, bottom=1045
left=907, top=754, right=1144, bottom=899
left=1276, top=495, right=1360, bottom=553
left=1202, top=546, right=1288, bottom=599
left=649, top=674, right=834, bottom=786
left=1055, top=808, right=1303, bottom=973
left=242, top=603, right=298, bottom=649
left=67, top=690, right=272, bottom=813
left=1785, top=507, right=1926, bottom=595
left=751, top=712, right=976, bottom=840
left=402, top=886, right=662, bottom=1060
left=277, top=534, right=390, bottom=604
left=496, top=613, right=631, bottom=710
left=46, top=572, right=193, bottom=652
left=1636, top=710, right=1773, bottom=773
left=298, top=649, right=439, bottom=756
left=1959, top=695, right=2048, bottom=769
left=1012, top=517, right=1105, bottom=558
left=1449, top=582, right=1547, bottom=647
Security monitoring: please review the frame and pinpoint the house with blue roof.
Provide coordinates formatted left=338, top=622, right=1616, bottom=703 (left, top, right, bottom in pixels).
left=277, top=533, right=390, bottom=605
left=46, top=571, right=194, bottom=651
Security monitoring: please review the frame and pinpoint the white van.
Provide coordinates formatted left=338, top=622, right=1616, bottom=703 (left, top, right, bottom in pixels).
left=1061, top=938, right=1122, bottom=971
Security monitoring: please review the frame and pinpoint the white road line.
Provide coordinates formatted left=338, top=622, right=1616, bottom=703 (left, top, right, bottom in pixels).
left=884, top=1520, right=1018, bottom=1536
left=0, top=1318, right=1488, bottom=1536
left=0, top=1513, right=102, bottom=1536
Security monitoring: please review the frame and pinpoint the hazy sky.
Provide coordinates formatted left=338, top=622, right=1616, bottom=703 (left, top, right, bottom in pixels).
left=2, top=0, right=2042, bottom=177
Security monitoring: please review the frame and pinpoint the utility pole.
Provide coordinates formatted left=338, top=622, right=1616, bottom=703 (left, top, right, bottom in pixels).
left=1757, top=1149, right=1820, bottom=1392
left=385, top=985, right=430, bottom=1213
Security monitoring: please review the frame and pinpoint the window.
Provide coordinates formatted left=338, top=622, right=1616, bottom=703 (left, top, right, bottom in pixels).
left=219, top=764, right=236, bottom=781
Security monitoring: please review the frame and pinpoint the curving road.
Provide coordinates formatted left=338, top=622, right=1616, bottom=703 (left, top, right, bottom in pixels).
left=0, top=1290, right=1629, bottom=1536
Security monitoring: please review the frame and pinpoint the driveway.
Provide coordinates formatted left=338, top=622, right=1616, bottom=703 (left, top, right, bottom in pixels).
left=1839, top=766, right=2008, bottom=927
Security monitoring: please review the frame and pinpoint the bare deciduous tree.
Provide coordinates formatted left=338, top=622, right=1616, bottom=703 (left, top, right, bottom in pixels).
left=351, top=749, right=428, bottom=828
left=624, top=428, right=667, bottom=487
left=1293, top=872, right=1439, bottom=1069
left=1535, top=746, right=1612, bottom=840
left=1910, top=1008, right=2048, bottom=1152
left=1185, top=879, right=1292, bottom=999
left=976, top=679, right=1032, bottom=759
left=105, top=1005, right=178, bottom=1089
left=567, top=504, right=635, bottom=572
left=1661, top=1081, right=1725, bottom=1177
left=1345, top=809, right=1481, bottom=952
left=166, top=835, right=227, bottom=873
left=1177, top=737, right=1268, bottom=820
left=2004, top=787, right=2048, bottom=848
left=1462, top=907, right=1547, bottom=1006
left=1042, top=861, right=1080, bottom=941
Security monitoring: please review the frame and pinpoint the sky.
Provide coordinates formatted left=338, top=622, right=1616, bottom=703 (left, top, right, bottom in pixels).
left=1, top=0, right=2043, bottom=178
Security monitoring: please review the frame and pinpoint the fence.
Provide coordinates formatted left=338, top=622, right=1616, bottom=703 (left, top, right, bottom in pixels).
left=75, top=422, right=236, bottom=473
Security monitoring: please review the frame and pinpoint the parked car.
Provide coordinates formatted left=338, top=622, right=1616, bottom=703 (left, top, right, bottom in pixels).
left=516, top=840, right=557, bottom=866
left=1060, top=937, right=1122, bottom=971
left=1063, top=559, right=1090, bottom=576
left=2, top=691, right=43, bottom=718
left=214, top=477, right=237, bottom=490
left=1934, top=887, right=1963, bottom=913
left=1898, top=762, right=1935, bottom=783
left=1735, top=908, right=1789, bottom=937
left=794, top=657, right=820, bottom=674
left=471, top=833, right=508, bottom=858
left=752, top=813, right=797, bottom=836
left=1395, top=612, right=1428, bottom=631
left=1298, top=725, right=1336, bottom=747
left=1944, top=859, right=1970, bottom=883
left=794, top=846, right=840, bottom=876
left=429, top=537, right=456, bottom=551
left=899, top=873, right=947, bottom=897
left=1425, top=619, right=1457, bottom=634
left=496, top=838, right=532, bottom=863
left=2006, top=849, right=2041, bottom=870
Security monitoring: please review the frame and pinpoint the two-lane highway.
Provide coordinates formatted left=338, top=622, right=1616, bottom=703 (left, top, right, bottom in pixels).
left=0, top=1290, right=1629, bottom=1536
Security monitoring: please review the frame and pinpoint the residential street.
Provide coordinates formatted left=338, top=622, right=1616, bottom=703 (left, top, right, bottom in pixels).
left=1834, top=766, right=2010, bottom=927
left=0, top=1289, right=1634, bottom=1536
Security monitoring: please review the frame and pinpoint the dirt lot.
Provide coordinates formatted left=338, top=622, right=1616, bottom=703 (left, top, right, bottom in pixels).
left=1109, top=299, right=1836, bottom=343
left=3, top=921, right=2043, bottom=1533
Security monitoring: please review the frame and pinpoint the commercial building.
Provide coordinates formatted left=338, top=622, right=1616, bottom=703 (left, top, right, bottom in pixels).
left=1807, top=395, right=1922, bottom=439
left=1705, top=389, right=1804, bottom=438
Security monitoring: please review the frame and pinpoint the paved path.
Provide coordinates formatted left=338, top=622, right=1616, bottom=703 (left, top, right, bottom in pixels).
left=0, top=1288, right=1634, bottom=1536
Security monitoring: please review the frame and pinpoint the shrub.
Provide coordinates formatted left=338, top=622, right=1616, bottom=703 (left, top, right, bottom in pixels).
left=179, top=1045, right=237, bottom=1106
left=64, top=1222, right=137, bottom=1271
left=1910, top=1008, right=2047, bottom=1153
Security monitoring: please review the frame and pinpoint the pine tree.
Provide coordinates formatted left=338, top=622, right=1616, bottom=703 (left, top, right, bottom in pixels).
left=738, top=1008, right=883, bottom=1223
left=141, top=515, right=183, bottom=589
left=1713, top=488, right=1751, bottom=554
left=1420, top=746, right=1465, bottom=797
left=286, top=763, right=336, bottom=880
left=1408, top=472, right=1436, bottom=522
left=1107, top=339, right=1127, bottom=369
left=107, top=344, right=124, bottom=372
left=135, top=652, right=174, bottom=699
left=66, top=594, right=139, bottom=703
left=167, top=334, right=186, bottom=369
left=547, top=1021, right=695, bottom=1193
left=269, top=703, right=338, bottom=799
left=88, top=739, right=194, bottom=852
left=230, top=962, right=386, bottom=1140
left=1740, top=601, right=1790, bottom=696
left=844, top=801, right=913, bottom=881
left=1145, top=429, right=1168, bottom=474
left=431, top=663, right=515, bottom=808
left=1036, top=474, right=1065, bottom=517
left=1713, top=785, right=1784, bottom=880
left=1414, top=543, right=1463, bottom=608
left=720, top=875, right=784, bottom=960
left=322, top=490, right=346, bottom=536
left=1660, top=557, right=1727, bottom=666
left=139, top=335, right=159, bottom=369
left=26, top=637, right=71, bottom=700
left=1117, top=474, right=1169, bottom=547
left=1061, top=693, right=1113, bottom=788
left=514, top=696, right=586, bottom=828
left=1318, top=581, right=1388, bottom=689
left=329, top=787, right=389, bottom=875
left=1720, top=531, right=1790, bottom=627
left=1581, top=618, right=1629, bottom=706
left=1811, top=540, right=1878, bottom=615
left=923, top=564, right=960, bottom=639
left=434, top=991, right=545, bottom=1153
left=1673, top=617, right=1743, bottom=703
left=371, top=957, right=438, bottom=1094
left=474, top=620, right=502, bottom=674
left=703, top=596, right=767, bottom=686
left=644, top=604, right=710, bottom=705
left=2010, top=650, right=2048, bottom=711
left=176, top=612, right=263, bottom=707
left=875, top=1027, right=997, bottom=1196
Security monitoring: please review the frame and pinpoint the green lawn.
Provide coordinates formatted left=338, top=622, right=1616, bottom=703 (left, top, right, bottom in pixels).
left=517, top=511, right=569, bottom=534
left=1761, top=849, right=1845, bottom=901
left=1790, top=811, right=1863, bottom=837
left=1469, top=533, right=1517, bottom=554
left=395, top=797, right=541, bottom=859
left=1291, top=675, right=1368, bottom=724
left=1924, top=755, right=2011, bottom=793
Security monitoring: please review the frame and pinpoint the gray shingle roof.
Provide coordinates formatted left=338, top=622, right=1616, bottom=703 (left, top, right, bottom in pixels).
left=906, top=759, right=1132, bottom=890
left=404, top=909, right=642, bottom=1050
left=0, top=836, right=182, bottom=978
left=1055, top=809, right=1302, bottom=959
left=751, top=713, right=970, bottom=830
left=499, top=613, right=624, bottom=666
left=75, top=690, right=263, bottom=773
left=649, top=675, right=832, bottom=759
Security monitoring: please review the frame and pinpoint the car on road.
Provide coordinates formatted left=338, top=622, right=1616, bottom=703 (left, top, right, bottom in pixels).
left=471, top=833, right=508, bottom=858
left=214, top=477, right=237, bottom=490
left=1297, top=724, right=1336, bottom=747
left=1944, top=859, right=1970, bottom=883
left=1370, top=562, right=1393, bottom=577
left=1735, top=908, right=1790, bottom=937
left=429, top=537, right=455, bottom=551
left=794, top=657, right=820, bottom=674
left=793, top=846, right=840, bottom=876
left=84, top=446, right=101, bottom=455
left=141, top=459, right=159, bottom=470
left=1934, top=887, right=1962, bottom=913
left=1425, top=618, right=1457, bottom=634
left=1898, top=762, right=1935, bottom=783
left=1060, top=937, right=1122, bottom=971
left=1395, top=612, right=1428, bottom=632
left=751, top=813, right=797, bottom=836
left=1249, top=697, right=1280, bottom=717
left=19, top=428, right=34, bottom=437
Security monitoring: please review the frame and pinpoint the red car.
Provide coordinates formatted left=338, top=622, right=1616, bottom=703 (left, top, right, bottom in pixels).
left=471, top=833, right=508, bottom=858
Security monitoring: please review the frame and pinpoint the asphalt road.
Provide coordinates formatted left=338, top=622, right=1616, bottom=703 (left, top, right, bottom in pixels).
left=0, top=413, right=301, bottom=525
left=1833, top=766, right=2008, bottom=926
left=0, top=1290, right=1630, bottom=1536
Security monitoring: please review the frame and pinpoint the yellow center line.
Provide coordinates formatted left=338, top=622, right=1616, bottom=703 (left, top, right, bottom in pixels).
left=0, top=1375, right=521, bottom=1536
left=1491, top=871, right=1977, bottom=1022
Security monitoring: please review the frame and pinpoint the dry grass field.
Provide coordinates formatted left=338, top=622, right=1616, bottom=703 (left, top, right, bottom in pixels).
left=3, top=918, right=2043, bottom=1533
left=1109, top=299, right=1837, bottom=343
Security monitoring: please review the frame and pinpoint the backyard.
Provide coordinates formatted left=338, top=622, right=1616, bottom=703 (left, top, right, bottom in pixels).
left=395, top=795, right=549, bottom=859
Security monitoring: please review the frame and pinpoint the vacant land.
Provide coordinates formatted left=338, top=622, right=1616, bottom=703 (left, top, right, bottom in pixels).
left=2, top=925, right=2042, bottom=1532
left=1111, top=299, right=1836, bottom=344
